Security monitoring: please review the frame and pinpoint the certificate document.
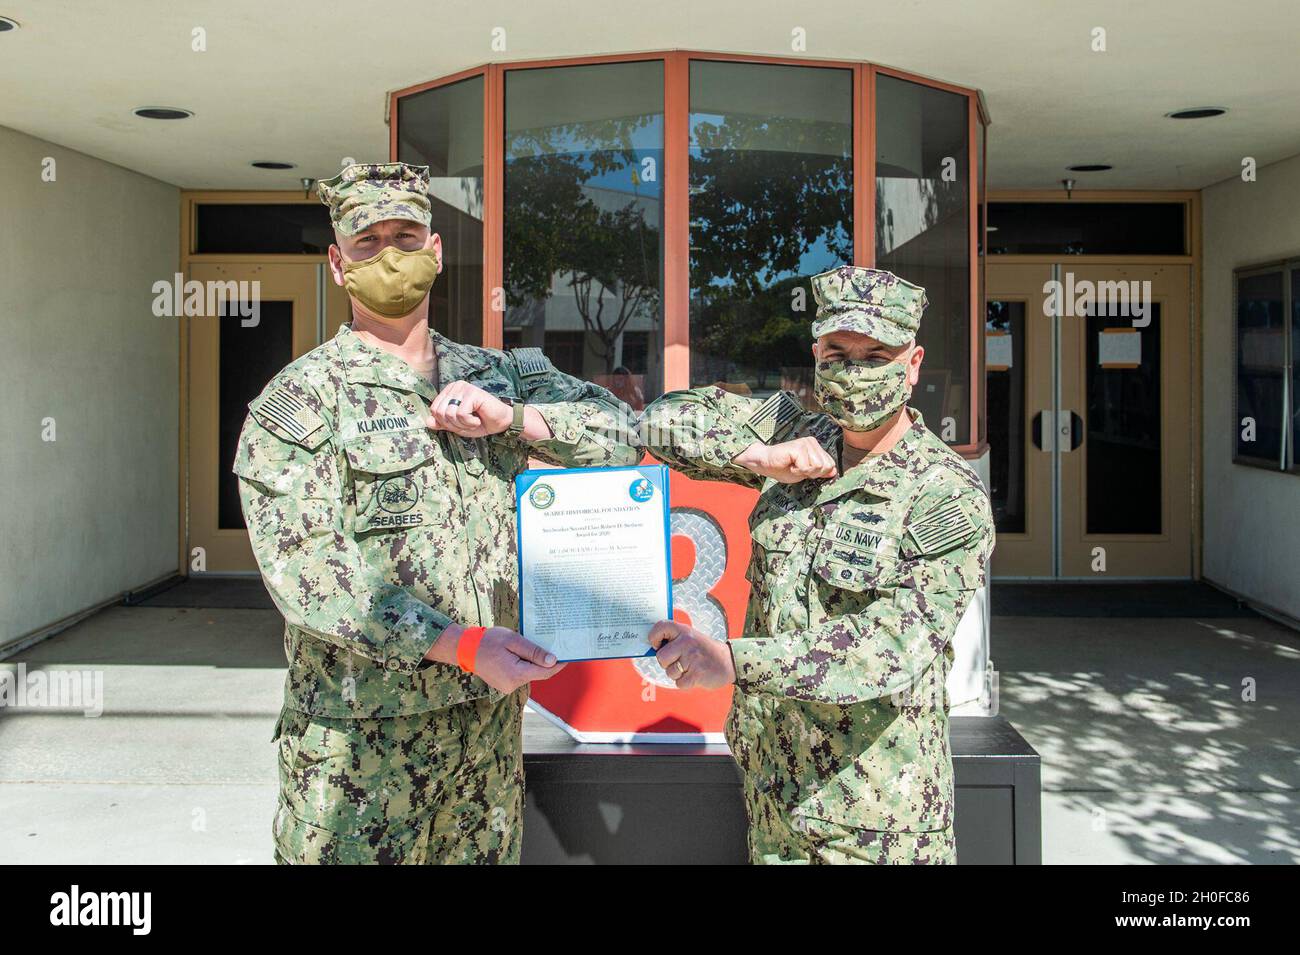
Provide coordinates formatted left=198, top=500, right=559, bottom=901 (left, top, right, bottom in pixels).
left=516, top=465, right=672, bottom=662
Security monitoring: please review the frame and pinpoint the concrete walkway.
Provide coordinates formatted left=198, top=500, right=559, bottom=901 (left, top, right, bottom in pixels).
left=2, top=602, right=1297, bottom=864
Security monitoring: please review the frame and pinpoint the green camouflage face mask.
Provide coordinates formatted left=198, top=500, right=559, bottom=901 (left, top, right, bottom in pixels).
left=813, top=352, right=913, bottom=431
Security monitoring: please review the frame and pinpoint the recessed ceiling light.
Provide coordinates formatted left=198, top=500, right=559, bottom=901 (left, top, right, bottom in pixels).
left=1067, top=164, right=1112, bottom=172
left=1166, top=107, right=1227, bottom=120
left=251, top=161, right=296, bottom=170
left=133, top=107, right=193, bottom=120
left=0, top=16, right=20, bottom=32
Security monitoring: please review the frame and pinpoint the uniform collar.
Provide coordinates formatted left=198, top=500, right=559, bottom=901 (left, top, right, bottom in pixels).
left=334, top=323, right=488, bottom=402
left=812, top=406, right=927, bottom=505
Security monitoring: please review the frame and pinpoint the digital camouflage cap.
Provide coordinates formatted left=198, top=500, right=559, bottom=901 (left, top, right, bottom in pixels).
left=316, top=162, right=432, bottom=236
left=810, top=266, right=928, bottom=346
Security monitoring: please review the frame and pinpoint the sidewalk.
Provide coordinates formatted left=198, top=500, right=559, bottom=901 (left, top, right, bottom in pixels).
left=2, top=595, right=1297, bottom=863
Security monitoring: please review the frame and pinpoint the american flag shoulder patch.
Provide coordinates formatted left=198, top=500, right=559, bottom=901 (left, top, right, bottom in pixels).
left=907, top=497, right=977, bottom=555
left=744, top=390, right=803, bottom=444
left=250, top=386, right=326, bottom=449
left=510, top=347, right=551, bottom=378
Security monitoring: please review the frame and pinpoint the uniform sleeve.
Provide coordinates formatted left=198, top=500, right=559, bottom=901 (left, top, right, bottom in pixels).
left=506, top=348, right=641, bottom=468
left=730, top=470, right=994, bottom=705
left=233, top=377, right=454, bottom=674
left=639, top=387, right=837, bottom=489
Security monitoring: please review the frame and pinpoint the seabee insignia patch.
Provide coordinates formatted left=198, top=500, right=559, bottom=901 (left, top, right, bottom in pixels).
left=907, top=498, right=977, bottom=555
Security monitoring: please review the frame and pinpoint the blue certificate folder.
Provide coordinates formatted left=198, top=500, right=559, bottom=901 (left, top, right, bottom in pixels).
left=515, top=464, right=672, bottom=663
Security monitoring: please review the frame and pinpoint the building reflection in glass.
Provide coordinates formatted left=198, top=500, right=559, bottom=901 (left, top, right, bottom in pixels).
left=503, top=61, right=664, bottom=410
left=688, top=61, right=853, bottom=407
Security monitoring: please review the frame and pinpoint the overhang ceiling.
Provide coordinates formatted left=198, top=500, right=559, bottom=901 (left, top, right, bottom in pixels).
left=0, top=0, right=1296, bottom=192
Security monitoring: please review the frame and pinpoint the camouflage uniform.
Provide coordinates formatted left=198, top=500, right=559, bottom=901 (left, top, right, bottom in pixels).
left=640, top=266, right=994, bottom=865
left=236, top=162, right=639, bottom=864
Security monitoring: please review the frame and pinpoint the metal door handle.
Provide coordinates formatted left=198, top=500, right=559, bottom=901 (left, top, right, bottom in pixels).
left=1060, top=410, right=1084, bottom=451
left=1032, top=410, right=1055, bottom=452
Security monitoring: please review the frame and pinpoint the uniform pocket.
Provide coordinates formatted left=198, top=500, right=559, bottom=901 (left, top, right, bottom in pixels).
left=811, top=516, right=899, bottom=594
left=344, top=432, right=440, bottom=534
left=748, top=507, right=809, bottom=583
left=273, top=803, right=426, bottom=865
left=274, top=712, right=441, bottom=864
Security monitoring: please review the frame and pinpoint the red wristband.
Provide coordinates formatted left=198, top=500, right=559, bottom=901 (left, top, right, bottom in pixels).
left=456, top=626, right=488, bottom=674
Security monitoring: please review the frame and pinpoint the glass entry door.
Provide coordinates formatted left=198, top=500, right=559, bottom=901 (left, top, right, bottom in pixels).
left=986, top=261, right=1194, bottom=578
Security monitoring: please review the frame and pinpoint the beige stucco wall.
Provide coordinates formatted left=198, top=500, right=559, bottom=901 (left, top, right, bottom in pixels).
left=0, top=125, right=180, bottom=645
left=1201, top=152, right=1300, bottom=621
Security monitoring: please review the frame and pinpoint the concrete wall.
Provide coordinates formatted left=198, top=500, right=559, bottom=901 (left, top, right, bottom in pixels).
left=0, top=125, right=179, bottom=645
left=1201, top=152, right=1300, bottom=621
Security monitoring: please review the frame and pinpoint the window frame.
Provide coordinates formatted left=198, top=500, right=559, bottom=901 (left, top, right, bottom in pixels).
left=389, top=51, right=989, bottom=456
left=1232, top=258, right=1296, bottom=473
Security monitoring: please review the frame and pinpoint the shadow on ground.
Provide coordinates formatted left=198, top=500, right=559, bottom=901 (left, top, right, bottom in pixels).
left=994, top=614, right=1300, bottom=863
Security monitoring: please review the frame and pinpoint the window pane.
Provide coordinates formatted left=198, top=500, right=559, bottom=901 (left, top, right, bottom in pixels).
left=1086, top=305, right=1162, bottom=534
left=195, top=204, right=333, bottom=254
left=985, top=300, right=1025, bottom=533
left=219, top=301, right=293, bottom=530
left=1235, top=270, right=1285, bottom=464
left=987, top=202, right=1186, bottom=256
left=398, top=75, right=485, bottom=346
left=689, top=61, right=853, bottom=404
left=504, top=62, right=664, bottom=411
left=876, top=74, right=970, bottom=444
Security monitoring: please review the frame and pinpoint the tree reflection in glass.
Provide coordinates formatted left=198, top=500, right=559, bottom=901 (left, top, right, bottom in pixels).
left=688, top=61, right=853, bottom=405
left=504, top=62, right=663, bottom=409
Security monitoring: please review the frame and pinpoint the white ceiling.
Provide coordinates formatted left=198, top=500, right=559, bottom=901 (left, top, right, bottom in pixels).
left=1, top=0, right=1297, bottom=191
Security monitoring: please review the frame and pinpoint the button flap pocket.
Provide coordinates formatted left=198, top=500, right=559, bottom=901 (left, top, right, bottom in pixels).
left=812, top=519, right=898, bottom=593
left=751, top=511, right=806, bottom=554
left=344, top=432, right=440, bottom=535
left=750, top=486, right=810, bottom=553
left=344, top=430, right=439, bottom=476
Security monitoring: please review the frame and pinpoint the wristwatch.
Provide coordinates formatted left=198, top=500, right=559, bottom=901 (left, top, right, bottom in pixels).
left=502, top=396, right=527, bottom=438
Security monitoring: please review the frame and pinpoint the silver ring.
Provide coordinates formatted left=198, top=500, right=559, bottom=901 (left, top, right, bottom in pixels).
left=447, top=398, right=462, bottom=407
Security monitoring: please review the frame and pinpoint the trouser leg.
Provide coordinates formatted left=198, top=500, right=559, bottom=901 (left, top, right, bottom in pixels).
left=743, top=782, right=956, bottom=865
left=424, top=689, right=526, bottom=865
left=271, top=691, right=525, bottom=865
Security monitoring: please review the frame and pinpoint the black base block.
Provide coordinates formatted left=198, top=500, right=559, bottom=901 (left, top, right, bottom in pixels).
left=522, top=714, right=1040, bottom=864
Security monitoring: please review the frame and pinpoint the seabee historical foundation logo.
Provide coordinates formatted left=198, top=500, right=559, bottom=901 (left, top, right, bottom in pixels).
left=528, top=482, right=555, bottom=509
left=629, top=477, right=655, bottom=502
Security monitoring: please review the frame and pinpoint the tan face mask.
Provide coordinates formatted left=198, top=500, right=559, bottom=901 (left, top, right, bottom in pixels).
left=340, top=244, right=440, bottom=318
